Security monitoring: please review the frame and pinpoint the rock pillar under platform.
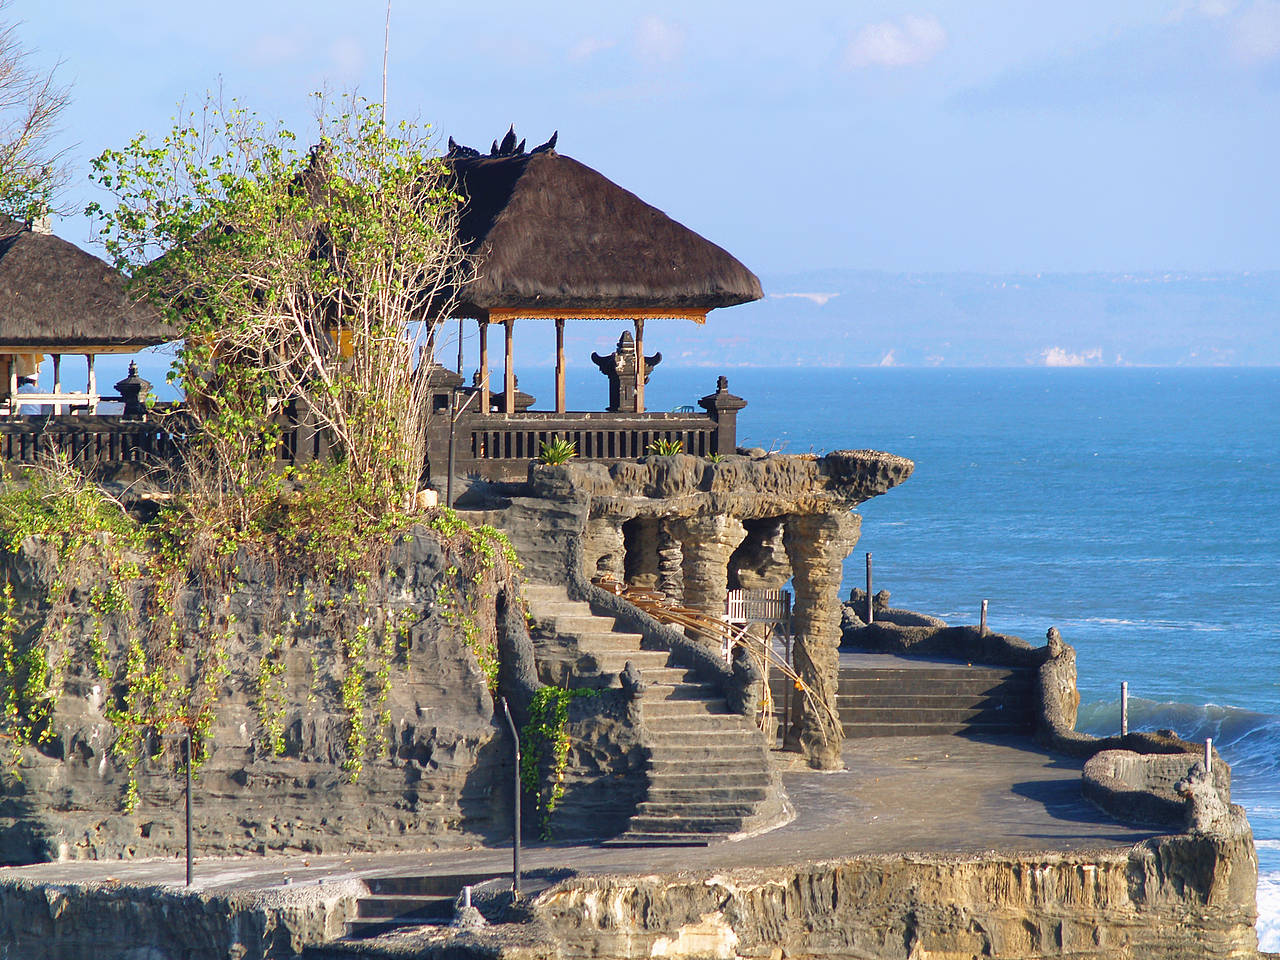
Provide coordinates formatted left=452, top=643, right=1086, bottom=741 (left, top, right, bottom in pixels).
left=657, top=524, right=684, bottom=602
left=583, top=516, right=626, bottom=584
left=784, top=509, right=861, bottom=770
left=729, top=517, right=792, bottom=590
left=673, top=515, right=748, bottom=620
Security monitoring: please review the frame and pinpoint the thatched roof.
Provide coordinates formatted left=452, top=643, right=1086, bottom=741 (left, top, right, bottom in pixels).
left=0, top=219, right=172, bottom=349
left=447, top=131, right=763, bottom=316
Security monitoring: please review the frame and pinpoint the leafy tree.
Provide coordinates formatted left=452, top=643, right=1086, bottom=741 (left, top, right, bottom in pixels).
left=88, top=94, right=469, bottom=524
left=0, top=1, right=70, bottom=223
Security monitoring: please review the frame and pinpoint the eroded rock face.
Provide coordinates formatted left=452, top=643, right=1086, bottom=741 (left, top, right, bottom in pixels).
left=529, top=841, right=1260, bottom=960
left=0, top=529, right=520, bottom=863
left=532, top=450, right=913, bottom=521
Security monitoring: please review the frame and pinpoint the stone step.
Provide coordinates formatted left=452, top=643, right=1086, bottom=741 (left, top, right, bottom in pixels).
left=522, top=582, right=571, bottom=601
left=645, top=785, right=772, bottom=804
left=646, top=725, right=765, bottom=744
left=580, top=649, right=672, bottom=669
left=645, top=712, right=760, bottom=730
left=602, top=833, right=718, bottom=847
left=834, top=693, right=1035, bottom=709
left=645, top=746, right=768, bottom=764
left=645, top=741, right=770, bottom=762
left=527, top=600, right=596, bottom=619
left=355, top=894, right=454, bottom=920
left=344, top=917, right=439, bottom=939
left=835, top=678, right=1034, bottom=697
left=839, top=670, right=1029, bottom=686
left=365, top=872, right=498, bottom=896
left=646, top=771, right=773, bottom=790
left=544, top=614, right=623, bottom=635
left=642, top=682, right=717, bottom=701
left=635, top=800, right=763, bottom=819
left=642, top=669, right=699, bottom=686
left=343, top=871, right=504, bottom=938
left=842, top=721, right=1031, bottom=738
left=569, top=631, right=648, bottom=649
left=839, top=706, right=1029, bottom=724
left=642, top=699, right=731, bottom=719
left=625, top=814, right=748, bottom=835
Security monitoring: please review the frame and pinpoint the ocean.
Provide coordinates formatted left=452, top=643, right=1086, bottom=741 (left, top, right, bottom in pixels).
left=527, top=363, right=1280, bottom=948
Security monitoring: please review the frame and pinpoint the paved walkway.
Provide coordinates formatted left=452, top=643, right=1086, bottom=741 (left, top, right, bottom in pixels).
left=0, top=734, right=1158, bottom=895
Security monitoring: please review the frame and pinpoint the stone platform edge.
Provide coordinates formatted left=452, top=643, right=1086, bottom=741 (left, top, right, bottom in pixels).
left=2, top=834, right=1263, bottom=960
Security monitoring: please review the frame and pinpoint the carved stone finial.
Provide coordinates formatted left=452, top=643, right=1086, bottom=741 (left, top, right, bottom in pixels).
left=591, top=332, right=662, bottom=412
left=1046, top=626, right=1064, bottom=657
left=620, top=660, right=647, bottom=698
left=113, top=361, right=151, bottom=420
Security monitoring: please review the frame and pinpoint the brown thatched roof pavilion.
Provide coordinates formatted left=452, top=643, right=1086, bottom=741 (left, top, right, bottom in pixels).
left=445, top=129, right=762, bottom=413
left=0, top=219, right=170, bottom=350
left=0, top=218, right=170, bottom=413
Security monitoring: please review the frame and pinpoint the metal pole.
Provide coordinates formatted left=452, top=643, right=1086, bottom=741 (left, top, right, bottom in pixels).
left=446, top=388, right=457, bottom=509
left=456, top=316, right=464, bottom=375
left=1120, top=681, right=1129, bottom=737
left=865, top=552, right=873, bottom=625
left=1205, top=738, right=1212, bottom=775
left=184, top=728, right=193, bottom=887
left=980, top=599, right=988, bottom=637
left=499, top=698, right=522, bottom=898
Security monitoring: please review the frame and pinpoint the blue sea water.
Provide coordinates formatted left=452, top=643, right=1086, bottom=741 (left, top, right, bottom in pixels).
left=520, top=364, right=1280, bottom=947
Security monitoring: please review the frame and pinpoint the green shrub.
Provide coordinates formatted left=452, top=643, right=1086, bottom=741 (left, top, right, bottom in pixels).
left=538, top=436, right=577, bottom=465
left=647, top=437, right=683, bottom=457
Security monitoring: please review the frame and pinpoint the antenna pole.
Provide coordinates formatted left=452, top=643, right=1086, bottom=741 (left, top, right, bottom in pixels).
left=382, top=1, right=391, bottom=129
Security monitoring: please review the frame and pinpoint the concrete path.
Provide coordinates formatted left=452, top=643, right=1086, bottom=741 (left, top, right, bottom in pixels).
left=0, top=734, right=1159, bottom=896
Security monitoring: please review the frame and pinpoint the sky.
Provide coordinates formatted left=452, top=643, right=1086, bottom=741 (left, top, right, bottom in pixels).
left=15, top=0, right=1280, bottom=279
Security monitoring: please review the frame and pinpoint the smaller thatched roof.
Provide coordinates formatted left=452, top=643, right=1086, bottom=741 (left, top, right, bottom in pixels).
left=0, top=219, right=172, bottom=349
left=447, top=131, right=763, bottom=316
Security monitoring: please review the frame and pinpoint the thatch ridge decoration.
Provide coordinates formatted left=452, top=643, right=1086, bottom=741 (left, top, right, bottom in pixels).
left=0, top=218, right=171, bottom=349
left=445, top=130, right=762, bottom=316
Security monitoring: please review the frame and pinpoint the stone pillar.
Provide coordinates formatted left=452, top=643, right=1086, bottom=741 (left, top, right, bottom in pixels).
left=582, top=516, right=626, bottom=584
left=657, top=523, right=684, bottom=602
left=728, top=517, right=791, bottom=590
left=672, top=514, right=747, bottom=619
left=783, top=509, right=861, bottom=770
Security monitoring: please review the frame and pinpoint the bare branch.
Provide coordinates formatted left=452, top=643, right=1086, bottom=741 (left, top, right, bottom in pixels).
left=0, top=1, right=70, bottom=220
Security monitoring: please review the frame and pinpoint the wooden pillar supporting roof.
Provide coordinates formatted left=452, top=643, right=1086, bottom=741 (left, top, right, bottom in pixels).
left=554, top=317, right=566, bottom=414
left=503, top=318, right=515, bottom=415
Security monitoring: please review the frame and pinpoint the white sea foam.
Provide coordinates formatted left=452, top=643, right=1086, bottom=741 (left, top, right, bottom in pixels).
left=1257, top=872, right=1280, bottom=952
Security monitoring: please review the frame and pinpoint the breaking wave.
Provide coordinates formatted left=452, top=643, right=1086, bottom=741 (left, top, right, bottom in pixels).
left=1076, top=698, right=1280, bottom=780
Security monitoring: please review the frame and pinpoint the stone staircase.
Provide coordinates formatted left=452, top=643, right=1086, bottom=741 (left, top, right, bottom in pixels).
left=831, top=661, right=1036, bottom=738
left=524, top=581, right=791, bottom=843
left=339, top=871, right=497, bottom=939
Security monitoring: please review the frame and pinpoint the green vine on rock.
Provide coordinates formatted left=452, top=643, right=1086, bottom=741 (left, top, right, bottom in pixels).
left=255, top=633, right=288, bottom=756
left=521, top=686, right=599, bottom=840
left=429, top=509, right=519, bottom=694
